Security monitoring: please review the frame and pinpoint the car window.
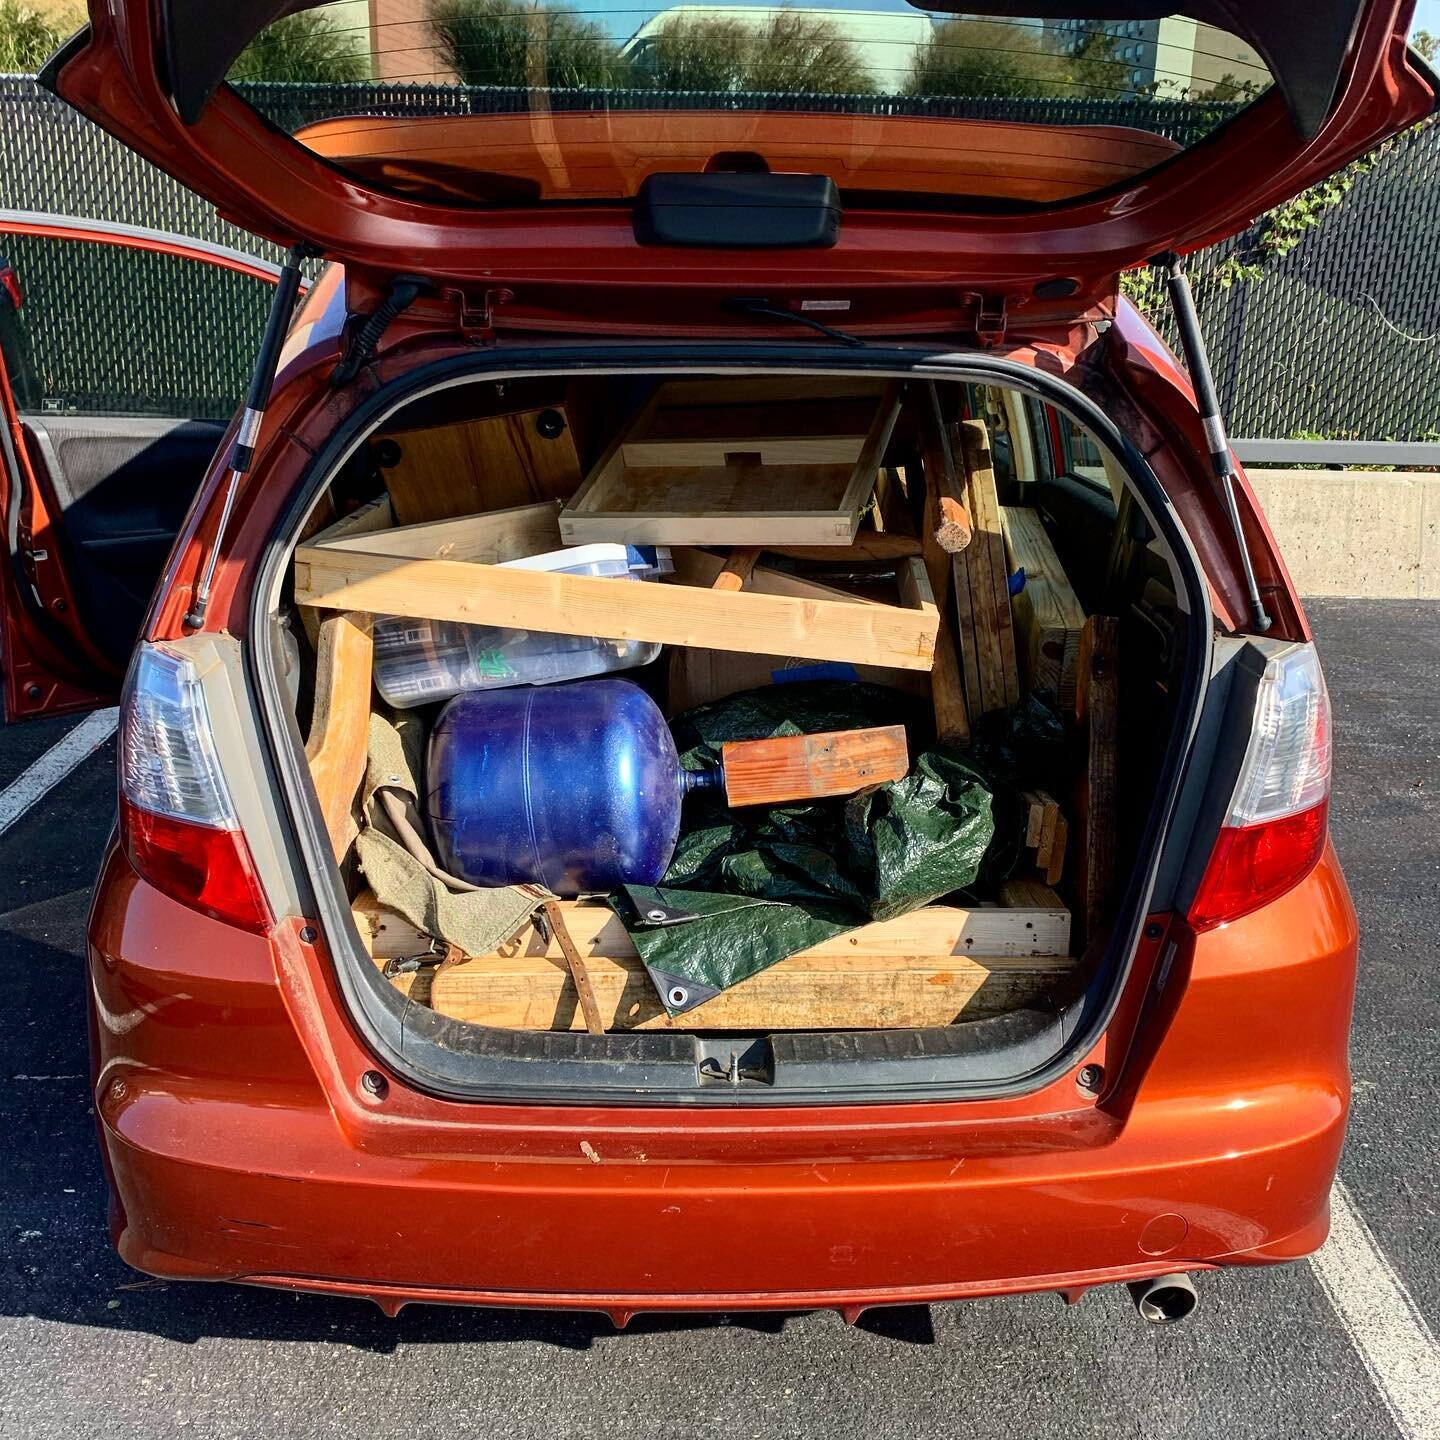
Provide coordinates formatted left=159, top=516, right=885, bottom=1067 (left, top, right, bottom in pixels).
left=228, top=2, right=1274, bottom=213
left=0, top=231, right=276, bottom=421
left=1052, top=408, right=1112, bottom=491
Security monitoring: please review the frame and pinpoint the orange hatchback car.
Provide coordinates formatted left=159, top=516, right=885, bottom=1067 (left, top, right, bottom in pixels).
left=0, top=0, right=1433, bottom=1327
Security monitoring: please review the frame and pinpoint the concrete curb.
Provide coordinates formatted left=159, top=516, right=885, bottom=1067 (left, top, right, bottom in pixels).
left=1248, top=469, right=1440, bottom=599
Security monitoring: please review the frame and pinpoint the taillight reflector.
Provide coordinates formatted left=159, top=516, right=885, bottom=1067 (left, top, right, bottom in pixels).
left=1188, top=800, right=1329, bottom=932
left=119, top=794, right=271, bottom=933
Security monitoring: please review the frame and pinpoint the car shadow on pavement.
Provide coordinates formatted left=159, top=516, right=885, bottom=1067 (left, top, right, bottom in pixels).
left=3, top=897, right=940, bottom=1353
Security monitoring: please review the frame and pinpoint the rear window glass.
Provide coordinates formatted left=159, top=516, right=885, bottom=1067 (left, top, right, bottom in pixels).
left=228, top=1, right=1273, bottom=209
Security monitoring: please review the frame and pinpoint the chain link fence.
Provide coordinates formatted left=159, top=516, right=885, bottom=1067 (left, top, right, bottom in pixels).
left=1, top=74, right=1435, bottom=437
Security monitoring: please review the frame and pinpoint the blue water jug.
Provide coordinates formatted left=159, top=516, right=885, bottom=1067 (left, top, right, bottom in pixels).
left=425, top=678, right=703, bottom=895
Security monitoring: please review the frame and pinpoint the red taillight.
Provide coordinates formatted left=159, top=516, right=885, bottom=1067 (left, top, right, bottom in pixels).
left=117, top=643, right=272, bottom=934
left=1186, top=642, right=1332, bottom=931
left=1188, top=799, right=1329, bottom=931
left=119, top=794, right=271, bottom=934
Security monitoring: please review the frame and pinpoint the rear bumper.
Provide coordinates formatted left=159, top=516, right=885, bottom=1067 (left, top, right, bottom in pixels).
left=101, top=1075, right=1341, bottom=1317
left=88, top=841, right=1359, bottom=1317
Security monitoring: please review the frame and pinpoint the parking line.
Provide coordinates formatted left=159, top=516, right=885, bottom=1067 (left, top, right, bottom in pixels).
left=1314, top=1181, right=1440, bottom=1440
left=0, top=708, right=118, bottom=836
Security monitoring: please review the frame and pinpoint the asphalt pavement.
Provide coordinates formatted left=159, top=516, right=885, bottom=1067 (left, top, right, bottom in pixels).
left=0, top=597, right=1434, bottom=1440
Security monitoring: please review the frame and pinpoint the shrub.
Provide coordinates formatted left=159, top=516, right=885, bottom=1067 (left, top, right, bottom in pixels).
left=230, top=12, right=369, bottom=85
left=429, top=0, right=627, bottom=89
left=0, top=1, right=80, bottom=72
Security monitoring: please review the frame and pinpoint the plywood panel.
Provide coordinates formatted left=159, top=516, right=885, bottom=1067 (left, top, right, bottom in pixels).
left=381, top=408, right=582, bottom=524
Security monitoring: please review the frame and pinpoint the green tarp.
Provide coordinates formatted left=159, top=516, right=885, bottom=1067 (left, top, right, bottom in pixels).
left=611, top=681, right=1007, bottom=1015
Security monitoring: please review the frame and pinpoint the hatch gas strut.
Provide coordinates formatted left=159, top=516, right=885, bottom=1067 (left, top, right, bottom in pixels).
left=1153, top=252, right=1271, bottom=633
left=184, top=243, right=311, bottom=631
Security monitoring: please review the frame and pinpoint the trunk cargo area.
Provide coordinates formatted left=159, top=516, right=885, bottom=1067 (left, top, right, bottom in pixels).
left=273, top=364, right=1196, bottom=1084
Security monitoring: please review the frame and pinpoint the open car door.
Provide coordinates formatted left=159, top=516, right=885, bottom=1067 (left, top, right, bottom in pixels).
left=0, top=213, right=285, bottom=721
left=38, top=0, right=1435, bottom=333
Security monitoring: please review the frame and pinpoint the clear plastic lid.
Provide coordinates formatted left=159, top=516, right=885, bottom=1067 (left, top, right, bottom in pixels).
left=501, top=543, right=674, bottom=579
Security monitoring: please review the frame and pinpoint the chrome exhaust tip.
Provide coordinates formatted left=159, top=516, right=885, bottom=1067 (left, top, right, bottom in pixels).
left=1129, top=1272, right=1199, bottom=1325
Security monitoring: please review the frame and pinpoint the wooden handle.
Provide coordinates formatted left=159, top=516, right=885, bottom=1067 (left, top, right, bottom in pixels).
left=721, top=725, right=909, bottom=808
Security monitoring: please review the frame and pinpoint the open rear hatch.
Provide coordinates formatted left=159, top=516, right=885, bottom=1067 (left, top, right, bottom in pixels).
left=42, top=1, right=1434, bottom=334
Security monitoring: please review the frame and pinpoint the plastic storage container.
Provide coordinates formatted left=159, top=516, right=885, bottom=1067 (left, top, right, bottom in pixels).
left=426, top=678, right=706, bottom=895
left=372, top=544, right=671, bottom=708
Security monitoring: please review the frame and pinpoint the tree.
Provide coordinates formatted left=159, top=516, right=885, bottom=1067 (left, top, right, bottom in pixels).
left=230, top=12, right=369, bottom=84
left=1060, top=28, right=1137, bottom=99
left=429, top=0, right=627, bottom=89
left=1188, top=72, right=1263, bottom=103
left=0, top=1, right=79, bottom=72
left=633, top=8, right=871, bottom=95
left=631, top=14, right=751, bottom=92
left=906, top=18, right=1053, bottom=99
left=745, top=10, right=872, bottom=94
left=907, top=20, right=1134, bottom=101
left=1413, top=30, right=1436, bottom=64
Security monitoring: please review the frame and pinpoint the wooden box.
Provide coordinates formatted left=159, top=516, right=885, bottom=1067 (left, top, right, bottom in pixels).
left=558, top=377, right=902, bottom=547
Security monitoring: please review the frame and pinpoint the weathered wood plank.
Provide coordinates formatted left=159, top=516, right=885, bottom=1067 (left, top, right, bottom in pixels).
left=721, top=725, right=909, bottom=807
left=958, top=420, right=1020, bottom=712
left=351, top=888, right=1076, bottom=1033
left=426, top=947, right=1075, bottom=1032
left=916, top=382, right=971, bottom=745
left=357, top=891, right=1072, bottom=965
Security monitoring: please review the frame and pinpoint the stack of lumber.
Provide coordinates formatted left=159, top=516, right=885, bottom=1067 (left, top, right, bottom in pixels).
left=1001, top=506, right=1086, bottom=710
left=1021, top=790, right=1068, bottom=887
left=353, top=884, right=1074, bottom=1033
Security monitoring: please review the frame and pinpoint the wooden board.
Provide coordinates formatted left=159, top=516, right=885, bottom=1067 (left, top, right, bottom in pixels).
left=720, top=725, right=909, bottom=807
left=559, top=382, right=902, bottom=547
left=314, top=499, right=563, bottom=563
left=304, top=611, right=373, bottom=861
left=353, top=891, right=1074, bottom=1033
left=358, top=890, right=1071, bottom=965
left=1002, top=506, right=1086, bottom=708
left=916, top=382, right=971, bottom=745
left=379, top=407, right=582, bottom=524
left=294, top=536, right=940, bottom=672
left=1021, top=790, right=1068, bottom=888
left=427, top=949, right=1073, bottom=1032
left=956, top=420, right=1020, bottom=717
left=1073, top=615, right=1118, bottom=952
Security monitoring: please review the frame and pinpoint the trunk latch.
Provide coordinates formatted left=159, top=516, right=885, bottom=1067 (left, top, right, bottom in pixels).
left=963, top=292, right=1009, bottom=345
